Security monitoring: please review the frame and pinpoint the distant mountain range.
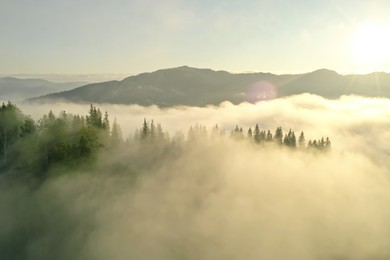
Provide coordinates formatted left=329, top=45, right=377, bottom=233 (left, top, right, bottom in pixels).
left=29, top=66, right=390, bottom=106
left=0, top=77, right=86, bottom=101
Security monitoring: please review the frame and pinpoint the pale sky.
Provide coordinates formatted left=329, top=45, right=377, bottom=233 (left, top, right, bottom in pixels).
left=2, top=0, right=390, bottom=75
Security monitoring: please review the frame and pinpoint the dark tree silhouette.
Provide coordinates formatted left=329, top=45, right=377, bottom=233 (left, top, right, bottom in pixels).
left=298, top=131, right=305, bottom=148
left=141, top=118, right=149, bottom=140
left=247, top=127, right=253, bottom=139
left=0, top=102, right=24, bottom=162
left=254, top=124, right=261, bottom=143
left=266, top=130, right=273, bottom=142
left=274, top=127, right=283, bottom=145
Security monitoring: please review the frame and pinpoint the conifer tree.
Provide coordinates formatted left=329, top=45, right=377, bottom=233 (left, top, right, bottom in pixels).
left=103, top=111, right=110, bottom=138
left=0, top=102, right=24, bottom=162
left=141, top=118, right=149, bottom=140
left=247, top=127, right=253, bottom=139
left=283, top=134, right=289, bottom=146
left=325, top=137, right=331, bottom=150
left=284, top=129, right=296, bottom=148
left=232, top=125, right=244, bottom=139
left=266, top=130, right=273, bottom=142
left=274, top=127, right=283, bottom=145
left=319, top=137, right=325, bottom=149
left=291, top=131, right=296, bottom=147
left=298, top=131, right=305, bottom=148
left=20, top=117, right=36, bottom=137
left=254, top=124, right=261, bottom=143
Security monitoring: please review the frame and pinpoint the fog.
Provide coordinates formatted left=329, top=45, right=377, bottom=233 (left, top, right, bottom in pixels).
left=20, top=94, right=390, bottom=162
left=1, top=94, right=390, bottom=259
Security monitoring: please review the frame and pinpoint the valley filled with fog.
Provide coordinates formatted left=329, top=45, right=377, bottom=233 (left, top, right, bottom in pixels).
left=19, top=93, right=390, bottom=163
left=1, top=94, right=390, bottom=259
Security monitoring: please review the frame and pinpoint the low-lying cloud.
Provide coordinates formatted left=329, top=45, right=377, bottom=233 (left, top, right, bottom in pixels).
left=20, top=94, right=390, bottom=162
left=1, top=94, right=389, bottom=259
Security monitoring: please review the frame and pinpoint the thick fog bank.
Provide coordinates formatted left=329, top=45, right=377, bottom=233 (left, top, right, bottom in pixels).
left=1, top=138, right=390, bottom=260
left=1, top=94, right=390, bottom=259
left=20, top=94, right=390, bottom=163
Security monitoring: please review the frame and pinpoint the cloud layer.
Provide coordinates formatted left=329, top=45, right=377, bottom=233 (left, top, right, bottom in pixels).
left=20, top=94, right=390, bottom=162
left=1, top=94, right=389, bottom=259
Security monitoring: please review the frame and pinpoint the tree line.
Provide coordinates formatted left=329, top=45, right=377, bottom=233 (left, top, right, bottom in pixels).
left=0, top=102, right=331, bottom=180
left=227, top=123, right=331, bottom=150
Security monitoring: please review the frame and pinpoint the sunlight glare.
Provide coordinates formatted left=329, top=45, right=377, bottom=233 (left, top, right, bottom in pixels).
left=351, top=23, right=390, bottom=71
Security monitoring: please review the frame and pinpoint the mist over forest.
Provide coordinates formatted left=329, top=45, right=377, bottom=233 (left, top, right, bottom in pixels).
left=1, top=94, right=390, bottom=259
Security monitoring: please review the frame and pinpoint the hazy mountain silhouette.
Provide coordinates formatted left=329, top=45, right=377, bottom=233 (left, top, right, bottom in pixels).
left=29, top=66, right=390, bottom=106
left=0, top=77, right=86, bottom=101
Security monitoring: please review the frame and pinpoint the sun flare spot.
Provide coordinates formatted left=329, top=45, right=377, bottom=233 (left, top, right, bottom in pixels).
left=350, top=23, right=390, bottom=72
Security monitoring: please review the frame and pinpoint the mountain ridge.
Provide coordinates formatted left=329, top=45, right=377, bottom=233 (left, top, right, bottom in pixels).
left=28, top=66, right=390, bottom=106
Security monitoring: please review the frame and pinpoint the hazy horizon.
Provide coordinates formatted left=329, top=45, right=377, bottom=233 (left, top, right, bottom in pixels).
left=2, top=1, right=390, bottom=75
left=3, top=65, right=390, bottom=84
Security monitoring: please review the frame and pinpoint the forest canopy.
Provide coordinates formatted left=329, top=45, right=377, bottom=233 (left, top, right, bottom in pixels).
left=0, top=102, right=330, bottom=182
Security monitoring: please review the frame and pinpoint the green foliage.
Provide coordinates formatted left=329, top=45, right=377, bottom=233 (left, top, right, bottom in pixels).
left=307, top=136, right=331, bottom=151
left=141, top=118, right=149, bottom=139
left=0, top=102, right=25, bottom=163
left=274, top=127, right=283, bottom=145
left=298, top=131, right=305, bottom=148
left=283, top=129, right=296, bottom=148
left=1, top=103, right=332, bottom=183
left=0, top=104, right=122, bottom=178
left=241, top=124, right=329, bottom=151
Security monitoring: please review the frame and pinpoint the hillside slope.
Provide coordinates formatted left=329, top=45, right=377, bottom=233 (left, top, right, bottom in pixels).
left=29, top=66, right=390, bottom=106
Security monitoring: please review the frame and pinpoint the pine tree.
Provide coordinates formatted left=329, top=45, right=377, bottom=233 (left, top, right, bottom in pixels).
left=254, top=124, right=261, bottom=143
left=247, top=127, right=253, bottom=139
left=284, top=129, right=296, bottom=148
left=86, top=104, right=104, bottom=129
left=325, top=137, right=331, bottom=150
left=298, top=131, right=305, bottom=148
left=20, top=116, right=36, bottom=137
left=291, top=131, right=296, bottom=147
left=141, top=118, right=149, bottom=140
left=0, top=102, right=24, bottom=162
left=274, top=127, right=283, bottom=145
left=319, top=137, right=325, bottom=150
left=232, top=125, right=244, bottom=139
left=103, top=111, right=110, bottom=134
left=266, top=130, right=273, bottom=142
left=283, top=134, right=289, bottom=146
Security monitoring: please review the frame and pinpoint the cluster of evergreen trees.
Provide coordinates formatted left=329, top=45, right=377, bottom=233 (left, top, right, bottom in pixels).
left=0, top=102, right=331, bottom=179
left=0, top=103, right=122, bottom=176
left=218, top=123, right=330, bottom=150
